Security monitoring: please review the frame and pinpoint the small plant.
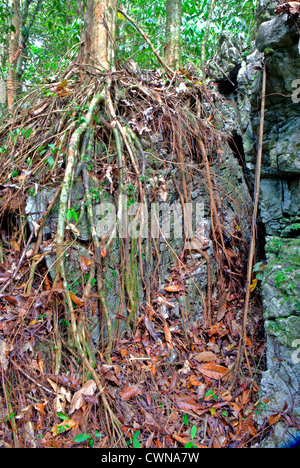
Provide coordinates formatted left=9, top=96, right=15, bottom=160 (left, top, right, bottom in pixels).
left=185, top=425, right=197, bottom=448
left=73, top=431, right=103, bottom=448
left=253, top=261, right=266, bottom=281
left=182, top=414, right=198, bottom=448
left=66, top=208, right=78, bottom=223
left=126, top=430, right=141, bottom=448
left=205, top=389, right=218, bottom=401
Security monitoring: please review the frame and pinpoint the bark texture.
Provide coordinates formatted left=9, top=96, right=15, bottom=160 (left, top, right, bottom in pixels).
left=7, top=0, right=21, bottom=107
left=164, top=0, right=182, bottom=69
left=81, top=0, right=117, bottom=70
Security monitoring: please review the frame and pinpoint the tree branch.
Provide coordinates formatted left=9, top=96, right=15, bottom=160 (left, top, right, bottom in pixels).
left=118, top=8, right=175, bottom=77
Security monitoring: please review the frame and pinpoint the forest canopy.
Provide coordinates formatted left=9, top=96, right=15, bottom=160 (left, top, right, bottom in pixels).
left=0, top=0, right=257, bottom=100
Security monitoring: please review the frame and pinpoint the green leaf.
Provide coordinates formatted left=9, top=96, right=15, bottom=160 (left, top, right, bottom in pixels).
left=47, top=156, right=54, bottom=167
left=184, top=441, right=193, bottom=448
left=57, top=412, right=69, bottom=420
left=191, top=425, right=197, bottom=439
left=66, top=208, right=78, bottom=223
left=182, top=413, right=189, bottom=426
left=132, top=430, right=140, bottom=442
left=74, top=433, right=92, bottom=443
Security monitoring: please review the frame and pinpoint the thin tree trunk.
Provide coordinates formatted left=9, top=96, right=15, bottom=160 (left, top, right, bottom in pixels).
left=7, top=0, right=21, bottom=107
left=16, top=0, right=43, bottom=100
left=81, top=0, right=117, bottom=71
left=164, top=0, right=181, bottom=69
left=201, top=0, right=216, bottom=68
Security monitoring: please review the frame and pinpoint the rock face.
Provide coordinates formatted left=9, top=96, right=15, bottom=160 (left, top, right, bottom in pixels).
left=237, top=9, right=300, bottom=447
left=208, top=0, right=300, bottom=447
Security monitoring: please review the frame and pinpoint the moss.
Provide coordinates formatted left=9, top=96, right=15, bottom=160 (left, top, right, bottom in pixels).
left=265, top=316, right=300, bottom=348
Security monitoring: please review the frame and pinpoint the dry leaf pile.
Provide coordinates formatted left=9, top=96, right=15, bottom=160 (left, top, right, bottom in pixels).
left=0, top=277, right=285, bottom=448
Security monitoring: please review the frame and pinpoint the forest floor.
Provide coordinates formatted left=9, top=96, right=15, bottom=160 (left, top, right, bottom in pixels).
left=0, top=64, right=289, bottom=448
left=0, top=281, right=269, bottom=448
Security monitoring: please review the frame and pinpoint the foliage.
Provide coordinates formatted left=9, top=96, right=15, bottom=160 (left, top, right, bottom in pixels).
left=118, top=0, right=258, bottom=69
left=0, top=0, right=258, bottom=91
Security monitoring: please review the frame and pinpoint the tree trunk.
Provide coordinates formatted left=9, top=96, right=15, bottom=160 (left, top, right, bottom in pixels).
left=201, top=0, right=216, bottom=68
left=164, top=0, right=181, bottom=69
left=81, top=0, right=117, bottom=71
left=7, top=0, right=21, bottom=108
left=15, top=0, right=43, bottom=100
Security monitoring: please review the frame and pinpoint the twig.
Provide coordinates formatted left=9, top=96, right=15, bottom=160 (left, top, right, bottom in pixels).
left=0, top=231, right=34, bottom=294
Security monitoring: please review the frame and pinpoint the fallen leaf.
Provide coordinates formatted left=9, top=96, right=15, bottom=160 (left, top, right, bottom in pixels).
left=69, top=380, right=97, bottom=414
left=176, top=398, right=201, bottom=412
left=197, top=362, right=229, bottom=380
left=119, top=385, right=141, bottom=401
left=269, top=413, right=281, bottom=425
left=250, top=278, right=258, bottom=292
left=164, top=322, right=173, bottom=350
left=164, top=284, right=181, bottom=292
left=69, top=292, right=84, bottom=307
left=194, top=351, right=217, bottom=363
left=51, top=418, right=76, bottom=436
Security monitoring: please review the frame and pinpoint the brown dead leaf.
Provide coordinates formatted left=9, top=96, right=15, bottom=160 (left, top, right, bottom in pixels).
left=69, top=292, right=84, bottom=307
left=164, top=283, right=185, bottom=292
left=197, top=362, right=229, bottom=380
left=69, top=380, right=97, bottom=414
left=176, top=398, right=201, bottom=412
left=194, top=351, right=217, bottom=363
left=51, top=418, right=76, bottom=436
left=119, top=385, right=142, bottom=401
left=164, top=322, right=173, bottom=350
left=268, top=413, right=281, bottom=426
left=10, top=239, right=20, bottom=251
